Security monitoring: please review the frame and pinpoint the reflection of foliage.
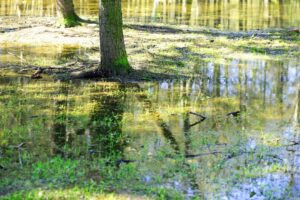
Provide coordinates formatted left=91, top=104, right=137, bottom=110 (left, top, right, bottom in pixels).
left=89, top=88, right=127, bottom=159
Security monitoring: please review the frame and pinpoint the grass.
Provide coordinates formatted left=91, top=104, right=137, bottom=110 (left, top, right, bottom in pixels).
left=1, top=189, right=149, bottom=200
left=0, top=153, right=193, bottom=199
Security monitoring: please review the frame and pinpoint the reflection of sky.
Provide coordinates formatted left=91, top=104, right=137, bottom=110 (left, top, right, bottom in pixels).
left=225, top=173, right=291, bottom=199
left=160, top=81, right=169, bottom=90
left=156, top=58, right=298, bottom=110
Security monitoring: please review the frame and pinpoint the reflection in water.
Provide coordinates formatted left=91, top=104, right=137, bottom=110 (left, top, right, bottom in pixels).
left=49, top=82, right=128, bottom=159
left=88, top=84, right=127, bottom=158
left=0, top=0, right=299, bottom=30
left=52, top=83, right=73, bottom=156
left=0, top=43, right=86, bottom=66
left=0, top=56, right=299, bottom=197
left=286, top=84, right=300, bottom=198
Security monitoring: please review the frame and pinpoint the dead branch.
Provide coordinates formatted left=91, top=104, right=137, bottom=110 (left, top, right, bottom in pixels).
left=189, top=112, right=206, bottom=120
left=185, top=151, right=224, bottom=158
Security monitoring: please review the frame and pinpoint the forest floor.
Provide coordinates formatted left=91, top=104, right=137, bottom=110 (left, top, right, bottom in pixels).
left=0, top=16, right=299, bottom=81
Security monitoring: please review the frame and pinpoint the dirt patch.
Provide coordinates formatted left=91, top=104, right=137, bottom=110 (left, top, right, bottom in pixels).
left=0, top=17, right=99, bottom=47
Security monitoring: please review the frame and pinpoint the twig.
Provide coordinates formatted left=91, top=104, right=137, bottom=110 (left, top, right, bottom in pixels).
left=189, top=111, right=206, bottom=120
left=7, top=51, right=26, bottom=62
left=185, top=151, right=224, bottom=158
left=189, top=118, right=206, bottom=127
left=226, top=111, right=241, bottom=117
left=17, top=143, right=25, bottom=148
left=10, top=143, right=25, bottom=168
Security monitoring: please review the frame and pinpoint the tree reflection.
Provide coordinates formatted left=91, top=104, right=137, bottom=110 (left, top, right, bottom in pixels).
left=51, top=83, right=127, bottom=160
left=1, top=0, right=299, bottom=30
left=52, top=83, right=73, bottom=156
left=88, top=84, right=127, bottom=159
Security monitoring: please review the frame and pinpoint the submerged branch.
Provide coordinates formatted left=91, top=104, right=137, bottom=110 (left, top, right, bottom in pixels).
left=189, top=118, right=206, bottom=127
left=185, top=151, right=224, bottom=158
left=189, top=112, right=206, bottom=120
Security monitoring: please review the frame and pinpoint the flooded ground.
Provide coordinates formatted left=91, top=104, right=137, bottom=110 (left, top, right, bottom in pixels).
left=0, top=43, right=86, bottom=66
left=0, top=0, right=299, bottom=31
left=0, top=0, right=300, bottom=199
left=0, top=58, right=299, bottom=199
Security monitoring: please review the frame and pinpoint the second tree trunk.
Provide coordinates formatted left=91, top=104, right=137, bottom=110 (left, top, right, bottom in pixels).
left=56, top=0, right=80, bottom=27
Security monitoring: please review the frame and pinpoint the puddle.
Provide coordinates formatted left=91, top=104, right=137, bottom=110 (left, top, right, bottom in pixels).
left=0, top=43, right=87, bottom=67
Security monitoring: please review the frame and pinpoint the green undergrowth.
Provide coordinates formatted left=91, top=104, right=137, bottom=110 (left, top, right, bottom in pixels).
left=0, top=137, right=288, bottom=200
left=0, top=156, right=184, bottom=200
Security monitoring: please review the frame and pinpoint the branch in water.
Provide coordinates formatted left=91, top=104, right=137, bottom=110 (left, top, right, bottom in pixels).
left=186, top=151, right=224, bottom=158
left=189, top=118, right=206, bottom=127
left=189, top=111, right=206, bottom=120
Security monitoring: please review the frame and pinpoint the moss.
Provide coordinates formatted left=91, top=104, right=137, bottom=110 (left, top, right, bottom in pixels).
left=114, top=57, right=130, bottom=68
left=61, top=14, right=81, bottom=28
left=111, top=56, right=132, bottom=75
left=247, top=46, right=267, bottom=54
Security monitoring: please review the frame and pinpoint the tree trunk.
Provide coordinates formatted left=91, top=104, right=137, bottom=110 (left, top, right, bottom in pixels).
left=99, top=0, right=132, bottom=76
left=56, top=0, right=80, bottom=27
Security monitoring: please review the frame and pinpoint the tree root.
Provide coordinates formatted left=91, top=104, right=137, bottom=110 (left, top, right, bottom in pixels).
left=69, top=68, right=102, bottom=79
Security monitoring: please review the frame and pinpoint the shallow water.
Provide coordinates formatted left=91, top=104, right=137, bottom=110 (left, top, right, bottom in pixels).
left=0, top=0, right=300, bottom=198
left=0, top=43, right=85, bottom=66
left=0, top=57, right=299, bottom=198
left=0, top=0, right=299, bottom=31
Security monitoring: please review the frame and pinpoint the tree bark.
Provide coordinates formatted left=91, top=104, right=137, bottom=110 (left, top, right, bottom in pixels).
left=99, top=0, right=132, bottom=76
left=56, top=0, right=80, bottom=27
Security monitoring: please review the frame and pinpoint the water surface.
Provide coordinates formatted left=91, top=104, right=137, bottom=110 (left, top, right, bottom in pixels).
left=1, top=58, right=299, bottom=198
left=0, top=0, right=299, bottom=31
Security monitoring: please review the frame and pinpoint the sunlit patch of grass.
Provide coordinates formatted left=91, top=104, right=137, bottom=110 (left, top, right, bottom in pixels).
left=0, top=189, right=151, bottom=200
left=31, top=57, right=58, bottom=67
left=139, top=28, right=299, bottom=72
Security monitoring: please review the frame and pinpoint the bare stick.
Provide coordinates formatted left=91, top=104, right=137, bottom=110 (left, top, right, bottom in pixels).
left=186, top=151, right=224, bottom=158
left=189, top=112, right=206, bottom=120
left=189, top=118, right=206, bottom=127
